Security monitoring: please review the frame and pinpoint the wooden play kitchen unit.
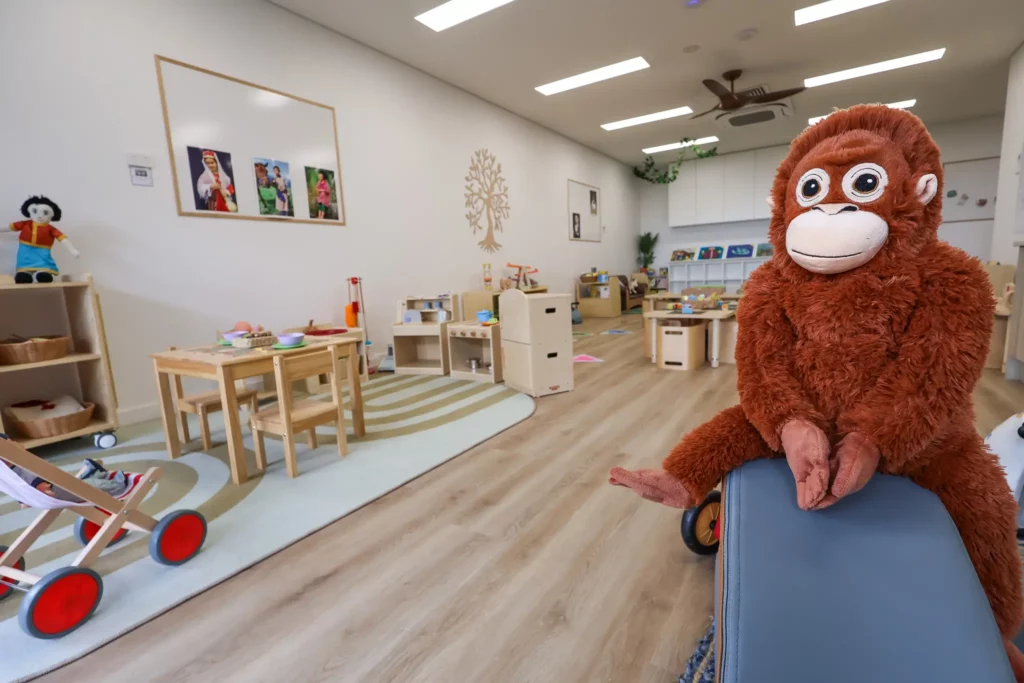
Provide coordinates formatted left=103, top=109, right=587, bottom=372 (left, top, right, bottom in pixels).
left=644, top=309, right=736, bottom=369
left=393, top=294, right=462, bottom=376
left=151, top=337, right=365, bottom=485
left=0, top=276, right=118, bottom=449
left=448, top=322, right=503, bottom=383
left=499, top=290, right=572, bottom=397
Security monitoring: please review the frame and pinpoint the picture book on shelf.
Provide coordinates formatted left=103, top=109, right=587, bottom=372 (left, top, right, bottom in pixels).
left=755, top=242, right=774, bottom=257
left=671, top=249, right=695, bottom=262
left=726, top=244, right=753, bottom=258
left=698, top=246, right=724, bottom=260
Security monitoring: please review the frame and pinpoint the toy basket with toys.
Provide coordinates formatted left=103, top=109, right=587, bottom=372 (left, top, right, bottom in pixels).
left=0, top=336, right=70, bottom=365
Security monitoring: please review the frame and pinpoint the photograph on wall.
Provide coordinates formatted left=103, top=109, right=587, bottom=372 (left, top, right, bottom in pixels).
left=698, top=246, right=724, bottom=260
left=305, top=166, right=339, bottom=220
left=253, top=158, right=294, bottom=217
left=726, top=244, right=753, bottom=258
left=589, top=190, right=598, bottom=216
left=572, top=212, right=581, bottom=239
left=187, top=147, right=238, bottom=213
left=755, top=242, right=774, bottom=257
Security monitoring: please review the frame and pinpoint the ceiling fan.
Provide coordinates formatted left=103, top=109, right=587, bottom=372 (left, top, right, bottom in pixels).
left=691, top=69, right=806, bottom=119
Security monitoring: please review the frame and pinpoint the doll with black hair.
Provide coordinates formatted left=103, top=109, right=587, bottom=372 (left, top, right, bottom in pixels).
left=5, top=195, right=79, bottom=283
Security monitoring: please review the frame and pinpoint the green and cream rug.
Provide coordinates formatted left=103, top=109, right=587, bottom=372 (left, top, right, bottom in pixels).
left=0, top=374, right=534, bottom=682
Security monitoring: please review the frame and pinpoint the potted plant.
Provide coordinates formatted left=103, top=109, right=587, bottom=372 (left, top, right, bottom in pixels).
left=638, top=232, right=659, bottom=271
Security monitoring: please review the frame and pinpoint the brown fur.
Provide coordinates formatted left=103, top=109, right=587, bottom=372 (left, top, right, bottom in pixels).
left=662, top=105, right=1023, bottom=641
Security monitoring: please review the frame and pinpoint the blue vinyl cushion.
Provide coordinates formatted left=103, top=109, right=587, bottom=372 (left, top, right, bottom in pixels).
left=716, top=458, right=1013, bottom=683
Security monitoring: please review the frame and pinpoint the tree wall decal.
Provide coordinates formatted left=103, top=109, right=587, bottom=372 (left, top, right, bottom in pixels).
left=464, top=148, right=510, bottom=253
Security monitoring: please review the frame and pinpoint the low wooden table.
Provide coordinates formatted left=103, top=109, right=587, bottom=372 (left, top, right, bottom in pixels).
left=151, top=338, right=365, bottom=484
left=643, top=309, right=736, bottom=368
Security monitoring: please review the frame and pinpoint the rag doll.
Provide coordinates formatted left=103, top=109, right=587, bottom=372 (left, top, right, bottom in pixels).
left=6, top=196, right=79, bottom=283
left=609, top=105, right=1024, bottom=679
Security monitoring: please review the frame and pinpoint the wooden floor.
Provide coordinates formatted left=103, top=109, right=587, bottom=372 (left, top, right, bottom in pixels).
left=45, top=312, right=1024, bottom=683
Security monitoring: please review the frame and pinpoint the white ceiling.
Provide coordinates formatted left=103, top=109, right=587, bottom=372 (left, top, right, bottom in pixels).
left=272, top=0, right=1024, bottom=165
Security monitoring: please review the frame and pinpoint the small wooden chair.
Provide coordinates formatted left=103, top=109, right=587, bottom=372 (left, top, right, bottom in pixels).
left=169, top=347, right=259, bottom=451
left=250, top=345, right=348, bottom=478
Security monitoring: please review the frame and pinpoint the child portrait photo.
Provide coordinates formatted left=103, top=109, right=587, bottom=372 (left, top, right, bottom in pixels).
left=572, top=212, right=581, bottom=239
left=305, top=167, right=338, bottom=220
left=589, top=190, right=598, bottom=215
left=253, top=158, right=294, bottom=217
left=187, top=147, right=238, bottom=213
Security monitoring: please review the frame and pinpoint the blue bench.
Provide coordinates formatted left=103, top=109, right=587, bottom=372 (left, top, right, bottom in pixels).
left=715, top=458, right=1013, bottom=682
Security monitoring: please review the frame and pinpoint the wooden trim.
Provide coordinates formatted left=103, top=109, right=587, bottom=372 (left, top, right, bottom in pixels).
left=154, top=55, right=347, bottom=226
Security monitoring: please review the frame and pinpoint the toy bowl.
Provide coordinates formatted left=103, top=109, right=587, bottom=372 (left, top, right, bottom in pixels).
left=476, top=310, right=492, bottom=323
left=221, top=330, right=247, bottom=342
left=276, top=333, right=305, bottom=347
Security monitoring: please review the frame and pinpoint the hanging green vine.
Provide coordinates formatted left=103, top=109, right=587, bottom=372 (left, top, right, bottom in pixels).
left=633, top=138, right=718, bottom=184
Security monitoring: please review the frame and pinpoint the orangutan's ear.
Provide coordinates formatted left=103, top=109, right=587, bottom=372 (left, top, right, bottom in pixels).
left=766, top=195, right=774, bottom=209
left=915, top=174, right=938, bottom=205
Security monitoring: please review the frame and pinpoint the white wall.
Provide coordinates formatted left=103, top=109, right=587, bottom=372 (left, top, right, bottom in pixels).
left=640, top=115, right=1006, bottom=264
left=993, top=42, right=1024, bottom=264
left=0, top=0, right=641, bottom=422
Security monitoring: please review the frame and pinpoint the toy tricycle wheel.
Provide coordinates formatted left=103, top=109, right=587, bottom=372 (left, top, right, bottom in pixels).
left=73, top=516, right=129, bottom=548
left=681, top=490, right=722, bottom=555
left=149, top=510, right=207, bottom=566
left=18, top=566, right=103, bottom=639
left=0, top=545, right=27, bottom=601
left=93, top=432, right=117, bottom=449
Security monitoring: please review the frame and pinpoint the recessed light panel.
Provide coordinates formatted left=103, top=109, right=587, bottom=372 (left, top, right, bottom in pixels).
left=536, top=57, right=650, bottom=96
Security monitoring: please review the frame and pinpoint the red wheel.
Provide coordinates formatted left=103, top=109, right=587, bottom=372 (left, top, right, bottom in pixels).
left=18, top=567, right=103, bottom=639
left=149, top=510, right=207, bottom=566
left=0, top=545, right=26, bottom=601
left=74, top=516, right=129, bottom=548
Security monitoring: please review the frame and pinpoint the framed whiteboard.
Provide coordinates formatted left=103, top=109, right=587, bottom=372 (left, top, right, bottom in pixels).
left=155, top=56, right=346, bottom=225
left=941, top=157, right=998, bottom=224
left=568, top=179, right=601, bottom=242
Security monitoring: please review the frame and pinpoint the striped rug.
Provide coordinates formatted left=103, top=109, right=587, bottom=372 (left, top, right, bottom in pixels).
left=0, top=374, right=534, bottom=682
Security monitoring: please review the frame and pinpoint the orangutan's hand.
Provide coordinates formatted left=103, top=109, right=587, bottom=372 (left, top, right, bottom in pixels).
left=608, top=468, right=696, bottom=509
left=781, top=419, right=831, bottom=510
left=809, top=432, right=880, bottom=510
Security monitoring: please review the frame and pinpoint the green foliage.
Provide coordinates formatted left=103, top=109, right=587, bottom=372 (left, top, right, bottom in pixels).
left=637, top=231, right=659, bottom=268
left=633, top=138, right=718, bottom=184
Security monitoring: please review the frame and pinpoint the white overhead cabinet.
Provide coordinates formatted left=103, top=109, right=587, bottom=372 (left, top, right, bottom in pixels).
left=667, top=145, right=788, bottom=227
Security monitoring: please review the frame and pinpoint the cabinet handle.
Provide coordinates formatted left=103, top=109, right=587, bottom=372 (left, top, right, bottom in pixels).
left=547, top=352, right=558, bottom=358
left=545, top=307, right=556, bottom=314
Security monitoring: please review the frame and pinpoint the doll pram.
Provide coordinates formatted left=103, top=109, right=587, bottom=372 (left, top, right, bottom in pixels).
left=689, top=459, right=1014, bottom=682
left=0, top=434, right=207, bottom=639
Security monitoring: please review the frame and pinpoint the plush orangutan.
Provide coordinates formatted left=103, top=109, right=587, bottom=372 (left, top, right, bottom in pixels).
left=610, top=105, right=1024, bottom=677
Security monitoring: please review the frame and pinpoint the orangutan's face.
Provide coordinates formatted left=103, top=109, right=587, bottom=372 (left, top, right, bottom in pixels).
left=782, top=131, right=937, bottom=275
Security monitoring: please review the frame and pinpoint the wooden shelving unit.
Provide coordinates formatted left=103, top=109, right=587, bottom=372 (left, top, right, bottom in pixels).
left=668, top=257, right=768, bottom=293
left=393, top=322, right=450, bottom=376
left=0, top=275, right=118, bottom=449
left=397, top=294, right=462, bottom=324
left=448, top=322, right=502, bottom=384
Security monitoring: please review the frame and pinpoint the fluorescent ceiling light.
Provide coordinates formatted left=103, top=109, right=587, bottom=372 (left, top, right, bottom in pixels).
left=807, top=99, right=916, bottom=125
left=536, top=57, right=650, bottom=96
left=642, top=136, right=719, bottom=155
left=601, top=106, right=694, bottom=131
left=415, top=0, right=516, bottom=32
left=805, top=49, right=945, bottom=88
left=795, top=0, right=889, bottom=26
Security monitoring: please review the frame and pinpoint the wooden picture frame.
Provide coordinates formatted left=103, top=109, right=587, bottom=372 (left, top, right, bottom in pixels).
left=155, top=55, right=347, bottom=226
left=567, top=179, right=601, bottom=243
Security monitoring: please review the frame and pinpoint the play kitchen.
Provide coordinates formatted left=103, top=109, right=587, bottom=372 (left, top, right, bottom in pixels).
left=448, top=320, right=503, bottom=384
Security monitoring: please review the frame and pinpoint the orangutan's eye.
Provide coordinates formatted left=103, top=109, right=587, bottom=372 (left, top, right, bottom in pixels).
left=842, top=163, right=888, bottom=203
left=796, top=168, right=830, bottom=207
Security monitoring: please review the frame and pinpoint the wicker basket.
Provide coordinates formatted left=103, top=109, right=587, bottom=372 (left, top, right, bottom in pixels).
left=3, top=402, right=95, bottom=440
left=0, top=336, right=71, bottom=365
left=232, top=334, right=276, bottom=349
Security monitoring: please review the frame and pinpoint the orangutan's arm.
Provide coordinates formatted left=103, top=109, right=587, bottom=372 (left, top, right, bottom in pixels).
left=736, top=267, right=825, bottom=451
left=836, top=256, right=993, bottom=468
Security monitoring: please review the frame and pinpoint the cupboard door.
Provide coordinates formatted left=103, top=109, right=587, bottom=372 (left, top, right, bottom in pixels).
left=695, top=156, right=725, bottom=224
left=753, top=146, right=789, bottom=219
left=668, top=161, right=698, bottom=227
left=722, top=152, right=755, bottom=222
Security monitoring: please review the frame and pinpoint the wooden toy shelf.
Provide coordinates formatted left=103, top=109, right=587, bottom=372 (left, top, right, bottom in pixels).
left=393, top=322, right=450, bottom=376
left=448, top=322, right=503, bottom=384
left=0, top=276, right=118, bottom=449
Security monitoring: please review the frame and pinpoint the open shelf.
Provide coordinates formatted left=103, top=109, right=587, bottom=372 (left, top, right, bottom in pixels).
left=0, top=280, right=89, bottom=292
left=12, top=418, right=115, bottom=449
left=394, top=359, right=446, bottom=376
left=0, top=353, right=101, bottom=375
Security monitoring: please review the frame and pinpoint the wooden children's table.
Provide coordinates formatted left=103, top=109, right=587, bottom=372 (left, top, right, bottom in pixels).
left=151, top=338, right=365, bottom=484
left=643, top=309, right=736, bottom=368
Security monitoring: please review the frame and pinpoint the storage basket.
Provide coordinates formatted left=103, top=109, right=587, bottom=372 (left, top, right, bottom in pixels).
left=0, top=336, right=71, bottom=365
left=3, top=402, right=95, bottom=439
left=232, top=334, right=276, bottom=349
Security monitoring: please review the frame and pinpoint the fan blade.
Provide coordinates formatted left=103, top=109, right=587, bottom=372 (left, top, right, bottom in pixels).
left=702, top=79, right=732, bottom=99
left=745, top=87, right=806, bottom=104
left=689, top=104, right=722, bottom=119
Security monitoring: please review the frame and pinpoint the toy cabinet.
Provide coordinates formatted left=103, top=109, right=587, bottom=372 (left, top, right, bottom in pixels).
left=397, top=294, right=462, bottom=324
left=0, top=276, right=118, bottom=448
left=657, top=320, right=707, bottom=371
left=393, top=322, right=450, bottom=376
left=499, top=290, right=572, bottom=397
left=576, top=278, right=620, bottom=319
left=448, top=322, right=502, bottom=383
